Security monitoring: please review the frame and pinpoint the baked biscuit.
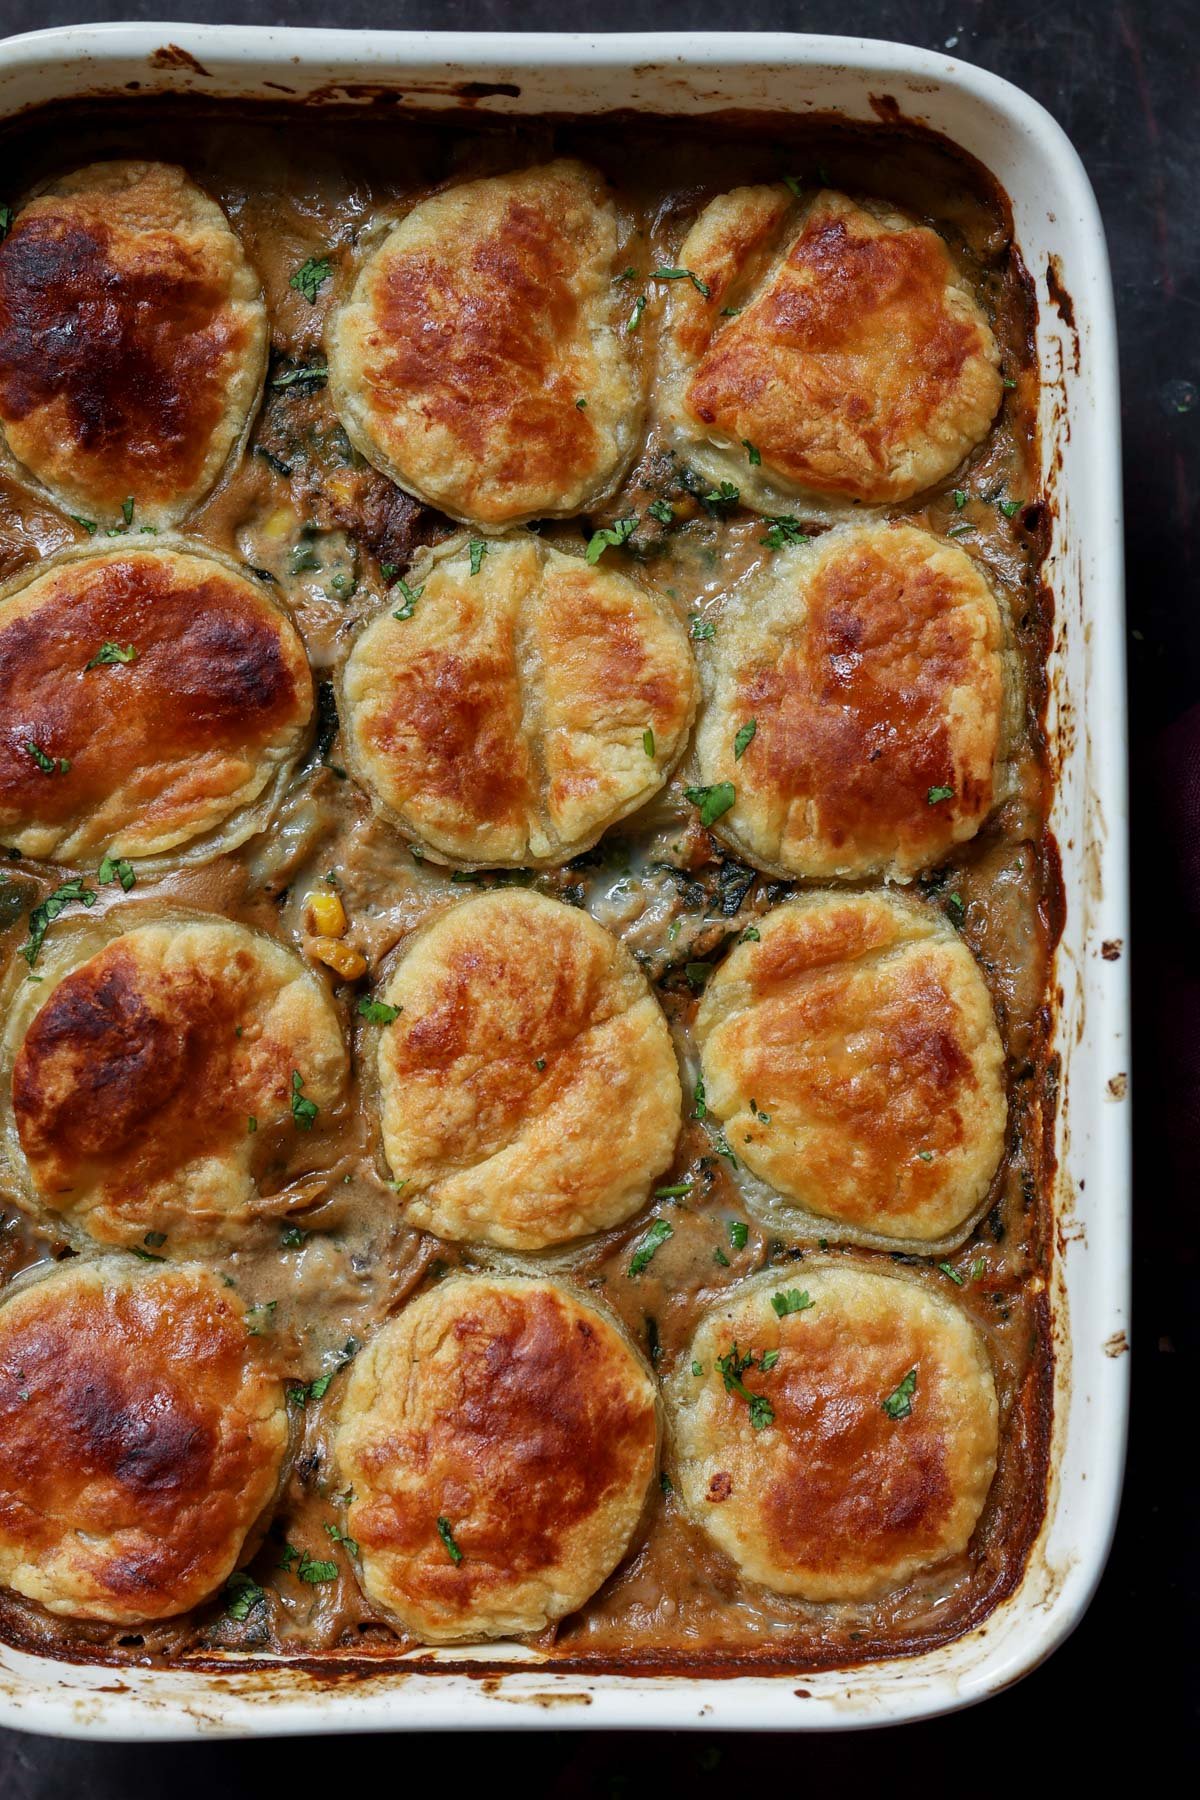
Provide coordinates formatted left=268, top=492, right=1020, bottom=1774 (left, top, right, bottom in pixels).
left=694, top=891, right=1006, bottom=1249
left=340, top=533, right=697, bottom=867
left=669, top=1265, right=997, bottom=1602
left=659, top=186, right=1003, bottom=516
left=0, top=546, right=313, bottom=866
left=4, top=914, right=347, bottom=1252
left=0, top=1257, right=288, bottom=1623
left=692, top=522, right=1006, bottom=880
left=327, top=160, right=643, bottom=528
left=374, top=889, right=681, bottom=1250
left=335, top=1275, right=659, bottom=1641
left=0, top=161, right=268, bottom=529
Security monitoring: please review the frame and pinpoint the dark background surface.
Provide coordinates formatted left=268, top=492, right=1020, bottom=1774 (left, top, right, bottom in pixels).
left=0, top=1, right=1194, bottom=1789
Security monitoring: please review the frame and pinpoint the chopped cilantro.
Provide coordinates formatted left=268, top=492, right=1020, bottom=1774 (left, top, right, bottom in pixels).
left=882, top=1368, right=918, bottom=1420
left=703, top=481, right=740, bottom=509
left=224, top=1571, right=266, bottom=1621
left=771, top=1289, right=814, bottom=1318
left=391, top=577, right=423, bottom=620
left=270, top=362, right=328, bottom=389
left=742, top=439, right=761, bottom=465
left=728, top=1219, right=748, bottom=1251
left=69, top=515, right=98, bottom=535
left=281, top=1226, right=308, bottom=1249
left=325, top=1521, right=359, bottom=1559
left=626, top=294, right=647, bottom=332
left=946, top=891, right=966, bottom=926
left=713, top=1248, right=730, bottom=1267
left=26, top=743, right=68, bottom=775
left=86, top=641, right=137, bottom=669
left=98, top=853, right=135, bottom=891
left=715, top=1343, right=774, bottom=1430
left=998, top=497, right=1023, bottom=519
left=689, top=614, right=716, bottom=641
left=760, top=515, right=811, bottom=551
left=121, top=497, right=134, bottom=527
left=684, top=781, right=736, bottom=828
left=357, top=997, right=401, bottom=1025
left=468, top=539, right=488, bottom=576
left=740, top=925, right=761, bottom=943
left=927, top=785, right=955, bottom=805
left=19, top=880, right=97, bottom=967
left=643, top=727, right=655, bottom=758
left=436, top=1516, right=464, bottom=1564
left=296, top=1554, right=338, bottom=1584
left=585, top=516, right=637, bottom=564
left=651, top=265, right=711, bottom=298
left=938, top=1261, right=966, bottom=1286
left=952, top=489, right=968, bottom=509
left=648, top=499, right=674, bottom=524
left=575, top=395, right=588, bottom=409
left=760, top=1349, right=780, bottom=1372
left=629, top=1217, right=673, bottom=1276
left=734, top=719, right=757, bottom=760
left=693, top=1076, right=707, bottom=1120
left=290, top=256, right=331, bottom=304
left=290, top=1070, right=319, bottom=1130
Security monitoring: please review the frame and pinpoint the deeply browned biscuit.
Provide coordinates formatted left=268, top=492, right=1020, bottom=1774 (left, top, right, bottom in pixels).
left=694, top=891, right=1006, bottom=1248
left=0, top=1257, right=288, bottom=1623
left=0, top=547, right=313, bottom=865
left=327, top=160, right=643, bottom=528
left=335, top=1275, right=659, bottom=1641
left=659, top=186, right=1003, bottom=515
left=0, top=161, right=268, bottom=528
left=669, top=1266, right=998, bottom=1602
left=692, top=522, right=1007, bottom=880
left=5, top=915, right=347, bottom=1252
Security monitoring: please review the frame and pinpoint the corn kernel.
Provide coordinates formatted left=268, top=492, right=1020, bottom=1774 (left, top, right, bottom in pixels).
left=307, top=889, right=347, bottom=937
left=310, top=937, right=367, bottom=981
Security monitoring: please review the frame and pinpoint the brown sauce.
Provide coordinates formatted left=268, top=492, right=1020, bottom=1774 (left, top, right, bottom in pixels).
left=0, top=99, right=1056, bottom=1676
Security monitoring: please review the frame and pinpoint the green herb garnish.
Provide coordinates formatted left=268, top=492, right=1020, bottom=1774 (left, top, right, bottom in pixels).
left=224, top=1571, right=266, bottom=1621
left=86, top=641, right=137, bottom=669
left=728, top=1219, right=748, bottom=1251
left=882, top=1368, right=918, bottom=1420
left=689, top=614, right=715, bottom=641
left=270, top=363, right=328, bottom=389
left=98, top=853, right=135, bottom=891
left=684, top=781, right=736, bottom=827
left=714, top=1343, right=774, bottom=1430
left=648, top=499, right=674, bottom=524
left=643, top=728, right=655, bottom=758
left=585, top=516, right=637, bottom=564
left=26, top=743, right=68, bottom=775
left=771, top=1289, right=814, bottom=1318
left=733, top=719, right=757, bottom=760
left=626, top=294, right=647, bottom=332
left=651, top=265, right=711, bottom=297
left=290, top=256, right=331, bottom=304
left=290, top=1071, right=319, bottom=1130
left=742, top=439, right=761, bottom=465
left=436, top=1516, right=464, bottom=1564
left=19, top=880, right=96, bottom=968
left=927, top=785, right=955, bottom=805
left=391, top=577, right=423, bottom=620
left=357, top=997, right=401, bottom=1025
left=629, top=1218, right=673, bottom=1276
left=760, top=515, right=811, bottom=551
left=468, top=539, right=488, bottom=576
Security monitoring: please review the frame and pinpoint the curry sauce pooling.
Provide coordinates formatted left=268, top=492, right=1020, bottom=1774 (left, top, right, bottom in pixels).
left=0, top=98, right=1056, bottom=1675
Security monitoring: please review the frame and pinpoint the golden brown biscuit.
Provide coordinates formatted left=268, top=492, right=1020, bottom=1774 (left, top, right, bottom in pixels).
left=692, top=522, right=1007, bottom=880
left=335, top=1275, right=659, bottom=1641
left=694, top=891, right=1006, bottom=1248
left=0, top=546, right=313, bottom=866
left=669, top=1265, right=997, bottom=1602
left=0, top=1257, right=288, bottom=1623
left=4, top=914, right=347, bottom=1252
left=340, top=533, right=697, bottom=867
left=659, top=186, right=1003, bottom=515
left=0, top=161, right=268, bottom=529
left=375, top=890, right=681, bottom=1250
left=327, top=160, right=643, bottom=529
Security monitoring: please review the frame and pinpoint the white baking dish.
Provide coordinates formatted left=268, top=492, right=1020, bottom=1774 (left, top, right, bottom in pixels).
left=0, top=24, right=1129, bottom=1737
